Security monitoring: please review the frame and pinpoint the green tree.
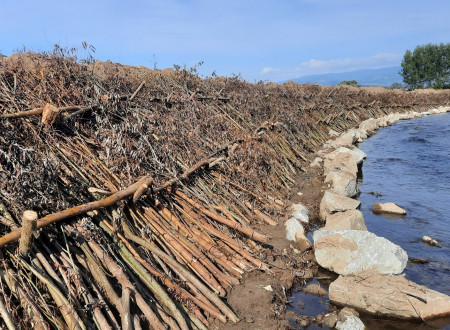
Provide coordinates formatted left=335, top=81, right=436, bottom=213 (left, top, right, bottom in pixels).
left=389, top=82, right=403, bottom=90
left=400, top=43, right=450, bottom=89
left=338, top=80, right=360, bottom=87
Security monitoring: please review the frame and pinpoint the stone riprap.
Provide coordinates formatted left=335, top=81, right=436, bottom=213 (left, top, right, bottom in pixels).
left=313, top=230, right=408, bottom=275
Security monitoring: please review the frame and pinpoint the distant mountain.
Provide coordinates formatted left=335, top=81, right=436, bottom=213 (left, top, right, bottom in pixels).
left=284, top=66, right=402, bottom=87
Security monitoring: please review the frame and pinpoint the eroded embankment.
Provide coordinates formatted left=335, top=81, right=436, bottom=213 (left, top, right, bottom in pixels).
left=284, top=107, right=450, bottom=329
left=0, top=51, right=450, bottom=329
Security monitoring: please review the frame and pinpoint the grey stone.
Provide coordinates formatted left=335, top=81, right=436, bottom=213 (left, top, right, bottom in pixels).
left=290, top=203, right=309, bottom=223
left=313, top=230, right=408, bottom=275
left=325, top=170, right=359, bottom=198
left=335, top=316, right=365, bottom=330
left=285, top=217, right=304, bottom=242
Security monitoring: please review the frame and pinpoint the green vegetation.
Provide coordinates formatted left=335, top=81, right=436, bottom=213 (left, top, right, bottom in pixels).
left=400, top=43, right=450, bottom=89
left=389, top=82, right=404, bottom=90
left=338, top=80, right=360, bottom=87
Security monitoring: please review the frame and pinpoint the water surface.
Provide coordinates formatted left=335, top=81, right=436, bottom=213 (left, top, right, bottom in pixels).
left=358, top=112, right=450, bottom=294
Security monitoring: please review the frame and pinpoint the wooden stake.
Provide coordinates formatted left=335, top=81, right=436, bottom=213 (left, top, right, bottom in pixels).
left=18, top=211, right=37, bottom=256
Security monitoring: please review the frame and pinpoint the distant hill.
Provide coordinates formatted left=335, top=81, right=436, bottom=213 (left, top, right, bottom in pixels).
left=284, top=66, right=402, bottom=87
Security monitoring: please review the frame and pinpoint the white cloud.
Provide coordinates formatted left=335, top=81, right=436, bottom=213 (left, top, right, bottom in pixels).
left=260, top=53, right=403, bottom=81
left=261, top=67, right=280, bottom=74
left=294, top=53, right=402, bottom=77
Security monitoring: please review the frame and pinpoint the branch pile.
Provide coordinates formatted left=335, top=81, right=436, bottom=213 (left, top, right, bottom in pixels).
left=0, top=49, right=449, bottom=329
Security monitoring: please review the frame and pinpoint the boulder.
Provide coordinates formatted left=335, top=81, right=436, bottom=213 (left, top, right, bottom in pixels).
left=313, top=230, right=407, bottom=275
left=322, top=313, right=338, bottom=328
left=325, top=131, right=357, bottom=149
left=338, top=307, right=359, bottom=321
left=329, top=272, right=450, bottom=326
left=324, top=153, right=358, bottom=177
left=372, top=202, right=406, bottom=215
left=324, top=210, right=367, bottom=231
left=319, top=191, right=361, bottom=220
left=295, top=230, right=312, bottom=251
left=289, top=203, right=309, bottom=223
left=335, top=316, right=365, bottom=330
left=359, top=118, right=379, bottom=136
left=285, top=217, right=304, bottom=242
left=310, top=157, right=322, bottom=168
left=324, top=147, right=366, bottom=165
left=377, top=116, right=389, bottom=127
left=325, top=170, right=359, bottom=198
left=303, top=283, right=328, bottom=296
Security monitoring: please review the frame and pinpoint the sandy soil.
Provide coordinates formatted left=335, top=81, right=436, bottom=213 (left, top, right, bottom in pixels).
left=210, top=154, right=326, bottom=329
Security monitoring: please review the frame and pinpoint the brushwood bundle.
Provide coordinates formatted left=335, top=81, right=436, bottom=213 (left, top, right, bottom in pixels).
left=0, top=49, right=449, bottom=329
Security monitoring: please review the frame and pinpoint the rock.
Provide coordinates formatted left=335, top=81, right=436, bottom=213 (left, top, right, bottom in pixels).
left=304, top=283, right=327, bottom=296
left=263, top=285, right=273, bottom=291
left=319, top=191, right=361, bottom=220
left=324, top=210, right=367, bottom=231
left=359, top=118, right=379, bottom=136
left=324, top=153, right=358, bottom=177
left=290, top=203, right=309, bottom=223
left=295, top=230, right=312, bottom=251
left=315, top=313, right=324, bottom=325
left=351, top=147, right=367, bottom=164
left=322, top=313, right=338, bottom=328
left=335, top=316, right=365, bottom=330
left=378, top=116, right=389, bottom=127
left=313, top=230, right=407, bottom=275
left=372, top=202, right=406, bottom=215
left=325, top=170, right=359, bottom=198
left=338, top=307, right=359, bottom=321
left=422, top=235, right=442, bottom=248
left=329, top=272, right=450, bottom=326
left=325, top=131, right=358, bottom=149
left=285, top=217, right=304, bottom=242
left=429, top=108, right=440, bottom=114
left=310, top=157, right=322, bottom=168
left=324, top=147, right=366, bottom=165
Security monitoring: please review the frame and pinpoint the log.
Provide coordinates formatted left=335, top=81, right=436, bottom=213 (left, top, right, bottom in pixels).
left=18, top=211, right=37, bottom=256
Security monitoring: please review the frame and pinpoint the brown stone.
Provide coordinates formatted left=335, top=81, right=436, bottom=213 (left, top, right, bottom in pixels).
left=324, top=210, right=367, bottom=231
left=372, top=202, right=406, bottom=215
left=329, top=272, right=450, bottom=325
left=319, top=191, right=361, bottom=220
left=303, top=283, right=328, bottom=296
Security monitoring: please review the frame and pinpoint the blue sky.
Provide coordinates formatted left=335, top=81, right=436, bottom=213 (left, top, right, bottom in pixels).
left=1, top=0, right=449, bottom=82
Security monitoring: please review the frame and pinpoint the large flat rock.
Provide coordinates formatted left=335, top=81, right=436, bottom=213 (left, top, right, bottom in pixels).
left=319, top=191, right=361, bottom=220
left=329, top=272, right=450, bottom=327
left=313, top=230, right=407, bottom=275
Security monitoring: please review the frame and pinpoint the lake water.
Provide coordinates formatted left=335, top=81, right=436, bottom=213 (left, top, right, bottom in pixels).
left=288, top=112, right=450, bottom=329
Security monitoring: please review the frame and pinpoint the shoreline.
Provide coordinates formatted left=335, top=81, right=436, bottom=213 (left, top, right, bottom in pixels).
left=217, top=106, right=450, bottom=330
left=303, top=106, right=450, bottom=328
